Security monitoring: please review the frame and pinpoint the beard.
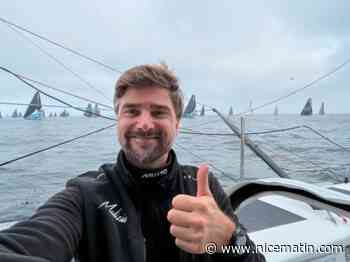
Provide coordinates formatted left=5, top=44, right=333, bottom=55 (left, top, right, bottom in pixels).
left=119, top=127, right=173, bottom=168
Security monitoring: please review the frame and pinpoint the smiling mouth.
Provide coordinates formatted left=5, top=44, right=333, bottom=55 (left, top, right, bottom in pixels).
left=127, top=135, right=160, bottom=139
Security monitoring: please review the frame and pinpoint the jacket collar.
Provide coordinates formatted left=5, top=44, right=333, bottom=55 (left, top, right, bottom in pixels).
left=112, top=149, right=179, bottom=199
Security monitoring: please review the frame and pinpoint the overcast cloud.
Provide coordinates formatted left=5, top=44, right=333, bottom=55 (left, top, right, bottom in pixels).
left=1, top=0, right=350, bottom=115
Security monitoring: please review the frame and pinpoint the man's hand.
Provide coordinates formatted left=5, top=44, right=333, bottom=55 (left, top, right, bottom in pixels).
left=167, top=164, right=235, bottom=254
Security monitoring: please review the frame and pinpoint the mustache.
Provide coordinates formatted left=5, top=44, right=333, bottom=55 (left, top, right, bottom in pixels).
left=125, top=129, right=162, bottom=139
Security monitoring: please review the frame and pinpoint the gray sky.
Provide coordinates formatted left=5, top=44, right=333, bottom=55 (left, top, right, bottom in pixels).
left=1, top=0, right=350, bottom=115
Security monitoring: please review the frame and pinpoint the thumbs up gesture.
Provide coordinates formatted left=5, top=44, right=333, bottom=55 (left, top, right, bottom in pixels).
left=167, top=164, right=236, bottom=254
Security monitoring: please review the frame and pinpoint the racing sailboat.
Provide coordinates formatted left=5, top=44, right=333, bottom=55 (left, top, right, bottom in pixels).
left=229, top=106, right=234, bottom=116
left=23, top=92, right=45, bottom=120
left=183, top=95, right=196, bottom=118
left=319, top=102, right=325, bottom=115
left=301, top=98, right=313, bottom=116
left=200, top=105, right=205, bottom=116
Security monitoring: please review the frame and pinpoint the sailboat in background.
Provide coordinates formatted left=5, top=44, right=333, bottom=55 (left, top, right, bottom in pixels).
left=249, top=100, right=253, bottom=114
left=301, top=98, right=313, bottom=116
left=84, top=103, right=100, bottom=117
left=228, top=106, right=234, bottom=116
left=84, top=103, right=93, bottom=117
left=12, top=109, right=18, bottom=118
left=200, top=105, right=205, bottom=116
left=0, top=112, right=2, bottom=119
left=23, top=92, right=45, bottom=120
left=183, top=95, right=196, bottom=118
left=94, top=104, right=101, bottom=117
left=274, top=105, right=278, bottom=116
left=319, top=102, right=325, bottom=115
left=60, top=110, right=69, bottom=117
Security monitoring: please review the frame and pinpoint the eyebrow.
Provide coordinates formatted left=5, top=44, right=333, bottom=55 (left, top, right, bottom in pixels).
left=121, top=103, right=171, bottom=112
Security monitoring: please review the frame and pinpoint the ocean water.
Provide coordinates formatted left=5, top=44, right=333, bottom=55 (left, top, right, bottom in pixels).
left=0, top=114, right=350, bottom=222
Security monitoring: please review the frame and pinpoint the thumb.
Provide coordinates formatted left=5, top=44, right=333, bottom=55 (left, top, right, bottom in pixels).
left=196, top=164, right=212, bottom=197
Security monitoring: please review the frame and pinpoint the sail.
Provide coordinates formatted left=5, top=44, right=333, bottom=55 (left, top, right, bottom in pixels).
left=24, top=92, right=42, bottom=119
left=200, top=105, right=205, bottom=116
left=94, top=104, right=100, bottom=116
left=84, top=103, right=93, bottom=117
left=229, top=107, right=233, bottom=116
left=183, top=95, right=196, bottom=117
left=12, top=109, right=18, bottom=118
left=0, top=112, right=2, bottom=119
left=301, top=98, right=313, bottom=116
left=319, top=102, right=325, bottom=115
left=274, top=106, right=278, bottom=116
left=249, top=100, right=253, bottom=114
left=60, top=110, right=69, bottom=117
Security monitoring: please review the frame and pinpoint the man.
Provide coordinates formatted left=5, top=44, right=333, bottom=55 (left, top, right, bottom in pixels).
left=0, top=64, right=265, bottom=262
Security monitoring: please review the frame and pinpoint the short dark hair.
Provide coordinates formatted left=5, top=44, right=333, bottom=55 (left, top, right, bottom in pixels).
left=114, top=63, right=184, bottom=119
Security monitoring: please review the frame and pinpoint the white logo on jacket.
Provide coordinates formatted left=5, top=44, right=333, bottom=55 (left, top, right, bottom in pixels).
left=98, top=201, right=128, bottom=223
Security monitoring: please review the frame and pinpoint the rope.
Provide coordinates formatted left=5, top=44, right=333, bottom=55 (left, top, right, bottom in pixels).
left=0, top=123, right=116, bottom=167
left=0, top=16, right=122, bottom=73
left=0, top=66, right=116, bottom=121
left=8, top=25, right=112, bottom=103
left=174, top=142, right=238, bottom=182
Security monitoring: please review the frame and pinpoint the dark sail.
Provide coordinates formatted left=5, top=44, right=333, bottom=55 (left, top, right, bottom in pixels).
left=94, top=104, right=100, bottom=116
left=200, top=105, right=205, bottom=116
left=12, top=109, right=18, bottom=118
left=60, top=110, right=69, bottom=117
left=84, top=103, right=93, bottom=117
left=274, top=106, right=278, bottom=116
left=319, top=102, right=325, bottom=115
left=183, top=95, right=196, bottom=117
left=24, top=92, right=42, bottom=119
left=301, top=98, right=313, bottom=116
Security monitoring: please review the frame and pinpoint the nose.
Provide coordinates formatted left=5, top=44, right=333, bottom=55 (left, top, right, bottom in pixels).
left=135, top=111, right=154, bottom=130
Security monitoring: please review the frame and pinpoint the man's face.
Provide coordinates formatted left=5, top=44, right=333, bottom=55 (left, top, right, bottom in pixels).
left=116, top=86, right=180, bottom=169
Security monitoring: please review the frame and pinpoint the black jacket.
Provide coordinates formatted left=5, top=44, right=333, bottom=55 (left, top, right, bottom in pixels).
left=0, top=150, right=265, bottom=262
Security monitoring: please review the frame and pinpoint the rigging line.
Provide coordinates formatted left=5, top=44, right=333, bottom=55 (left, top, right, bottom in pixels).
left=179, top=126, right=303, bottom=136
left=197, top=102, right=214, bottom=110
left=186, top=117, right=223, bottom=129
left=0, top=66, right=116, bottom=121
left=246, top=123, right=350, bottom=154
left=0, top=16, right=122, bottom=73
left=246, top=126, right=303, bottom=135
left=174, top=142, right=238, bottom=182
left=180, top=130, right=236, bottom=136
left=302, top=125, right=350, bottom=153
left=20, top=74, right=113, bottom=109
left=8, top=26, right=112, bottom=103
left=237, top=58, right=350, bottom=115
left=0, top=102, right=71, bottom=109
left=0, top=102, right=112, bottom=111
left=0, top=123, right=116, bottom=167
left=258, top=141, right=344, bottom=183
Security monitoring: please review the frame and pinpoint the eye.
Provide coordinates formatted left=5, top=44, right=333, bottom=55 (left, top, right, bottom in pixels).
left=123, top=108, right=139, bottom=116
left=152, top=110, right=168, bottom=118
